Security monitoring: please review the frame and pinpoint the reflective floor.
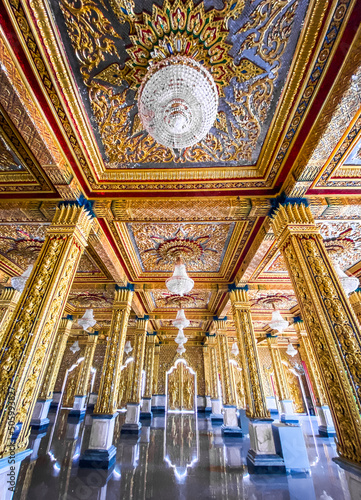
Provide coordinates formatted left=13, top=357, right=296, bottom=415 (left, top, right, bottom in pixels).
left=13, top=410, right=355, bottom=500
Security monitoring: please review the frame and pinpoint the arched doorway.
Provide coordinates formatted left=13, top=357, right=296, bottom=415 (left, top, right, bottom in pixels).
left=166, top=359, right=196, bottom=412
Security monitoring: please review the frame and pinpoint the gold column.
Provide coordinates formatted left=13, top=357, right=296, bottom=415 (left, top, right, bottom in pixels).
left=214, top=321, right=237, bottom=407
left=349, top=291, right=361, bottom=326
left=230, top=288, right=270, bottom=419
left=93, top=287, right=134, bottom=415
left=207, top=335, right=220, bottom=400
left=0, top=204, right=92, bottom=459
left=293, top=320, right=327, bottom=407
left=267, top=336, right=293, bottom=414
left=272, top=203, right=361, bottom=464
left=74, top=333, right=98, bottom=397
left=128, top=318, right=149, bottom=405
left=152, top=344, right=160, bottom=396
left=39, top=317, right=74, bottom=400
left=143, top=333, right=156, bottom=400
left=203, top=344, right=212, bottom=397
left=0, top=287, right=21, bottom=346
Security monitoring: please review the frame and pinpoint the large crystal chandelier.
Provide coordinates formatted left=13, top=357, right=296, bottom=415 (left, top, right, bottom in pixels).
left=78, top=309, right=96, bottom=332
left=166, top=259, right=194, bottom=297
left=11, top=264, right=33, bottom=293
left=334, top=263, right=359, bottom=296
left=138, top=56, right=218, bottom=149
left=286, top=341, right=298, bottom=357
left=70, top=340, right=80, bottom=354
left=268, top=309, right=289, bottom=334
left=124, top=341, right=133, bottom=355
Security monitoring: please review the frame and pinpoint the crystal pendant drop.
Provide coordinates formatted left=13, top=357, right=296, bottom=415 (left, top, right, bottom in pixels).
left=78, top=309, right=96, bottom=332
left=172, top=309, right=190, bottom=330
left=286, top=341, right=297, bottom=357
left=268, top=310, right=289, bottom=333
left=11, top=264, right=33, bottom=293
left=124, top=340, right=133, bottom=354
left=334, top=263, right=359, bottom=296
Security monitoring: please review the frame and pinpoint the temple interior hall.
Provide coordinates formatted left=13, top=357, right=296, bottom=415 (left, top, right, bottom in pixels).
left=0, top=0, right=361, bottom=498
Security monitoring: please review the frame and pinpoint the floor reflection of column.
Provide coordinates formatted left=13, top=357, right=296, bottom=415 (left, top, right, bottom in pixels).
left=58, top=419, right=84, bottom=500
left=14, top=432, right=47, bottom=500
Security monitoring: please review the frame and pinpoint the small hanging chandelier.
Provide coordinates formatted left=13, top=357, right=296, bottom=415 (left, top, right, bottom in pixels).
left=172, top=309, right=190, bottom=330
left=175, top=329, right=188, bottom=345
left=70, top=340, right=80, bottom=354
left=176, top=344, right=186, bottom=355
left=268, top=306, right=289, bottom=334
left=124, top=340, right=133, bottom=354
left=231, top=342, right=239, bottom=357
left=11, top=264, right=33, bottom=293
left=166, top=258, right=194, bottom=297
left=334, top=263, right=359, bottom=296
left=78, top=309, right=96, bottom=332
left=286, top=341, right=297, bottom=357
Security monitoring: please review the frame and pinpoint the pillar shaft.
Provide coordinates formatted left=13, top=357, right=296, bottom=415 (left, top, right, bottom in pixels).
left=349, top=291, right=361, bottom=326
left=230, top=288, right=270, bottom=419
left=128, top=318, right=148, bottom=404
left=215, top=323, right=236, bottom=406
left=267, top=337, right=291, bottom=401
left=39, top=317, right=73, bottom=400
left=93, top=287, right=133, bottom=415
left=294, top=321, right=327, bottom=406
left=143, top=334, right=156, bottom=399
left=208, top=336, right=220, bottom=399
left=75, top=334, right=98, bottom=396
left=0, top=287, right=21, bottom=347
left=0, top=205, right=92, bottom=458
left=203, top=345, right=211, bottom=396
left=272, top=202, right=361, bottom=463
left=152, top=344, right=160, bottom=395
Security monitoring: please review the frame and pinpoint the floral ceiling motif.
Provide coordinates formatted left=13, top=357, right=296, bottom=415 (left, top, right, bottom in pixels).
left=159, top=319, right=202, bottom=329
left=128, top=223, right=233, bottom=272
left=56, top=0, right=307, bottom=168
left=249, top=290, right=297, bottom=309
left=0, top=225, right=46, bottom=269
left=151, top=289, right=211, bottom=309
left=318, top=221, right=361, bottom=270
left=67, top=290, right=114, bottom=308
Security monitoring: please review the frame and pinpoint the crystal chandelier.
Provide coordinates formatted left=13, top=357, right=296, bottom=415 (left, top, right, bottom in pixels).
left=334, top=263, right=359, bottom=296
left=124, top=341, right=133, bottom=355
left=175, top=329, right=188, bottom=345
left=166, top=260, right=194, bottom=297
left=268, top=309, right=289, bottom=334
left=172, top=309, right=190, bottom=330
left=231, top=342, right=239, bottom=357
left=138, top=56, right=218, bottom=149
left=286, top=341, right=298, bottom=357
left=78, top=309, right=96, bottom=332
left=176, top=344, right=186, bottom=355
left=70, top=340, right=80, bottom=354
left=11, top=264, right=33, bottom=293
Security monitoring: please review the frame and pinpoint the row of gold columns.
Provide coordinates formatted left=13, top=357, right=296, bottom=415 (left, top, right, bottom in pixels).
left=0, top=204, right=93, bottom=459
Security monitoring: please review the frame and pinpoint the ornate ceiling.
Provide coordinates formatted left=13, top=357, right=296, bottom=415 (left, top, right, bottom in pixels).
left=0, top=0, right=361, bottom=343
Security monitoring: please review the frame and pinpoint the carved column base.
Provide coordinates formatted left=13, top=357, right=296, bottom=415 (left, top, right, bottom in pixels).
left=151, top=394, right=166, bottom=414
left=196, top=395, right=207, bottom=413
left=210, top=398, right=223, bottom=424
left=221, top=406, right=242, bottom=438
left=279, top=400, right=299, bottom=424
left=0, top=449, right=32, bottom=498
left=205, top=396, right=212, bottom=413
left=333, top=456, right=361, bottom=498
left=87, top=393, right=98, bottom=412
left=140, top=397, right=152, bottom=420
left=30, top=399, right=53, bottom=431
left=80, top=414, right=117, bottom=470
left=246, top=419, right=285, bottom=474
left=238, top=408, right=249, bottom=435
left=68, top=395, right=87, bottom=419
left=317, top=405, right=336, bottom=437
left=121, top=403, right=142, bottom=434
left=50, top=392, right=62, bottom=409
left=266, top=396, right=279, bottom=416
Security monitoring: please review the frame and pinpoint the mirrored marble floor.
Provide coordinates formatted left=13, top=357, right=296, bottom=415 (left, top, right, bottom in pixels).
left=12, top=410, right=356, bottom=500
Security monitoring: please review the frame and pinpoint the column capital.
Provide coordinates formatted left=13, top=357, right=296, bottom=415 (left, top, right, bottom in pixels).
left=0, top=287, right=21, bottom=305
left=48, top=204, right=93, bottom=247
left=271, top=202, right=318, bottom=241
left=136, top=317, right=149, bottom=333
left=213, top=317, right=227, bottom=333
left=114, top=286, right=134, bottom=307
left=229, top=286, right=249, bottom=305
left=292, top=319, right=307, bottom=337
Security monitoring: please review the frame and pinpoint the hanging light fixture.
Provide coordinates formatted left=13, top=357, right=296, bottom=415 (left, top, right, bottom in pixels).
left=124, top=341, right=133, bottom=355
left=166, top=258, right=194, bottom=297
left=176, top=344, right=186, bottom=355
left=334, top=263, right=359, bottom=296
left=11, top=264, right=33, bottom=293
left=231, top=342, right=239, bottom=357
left=70, top=340, right=80, bottom=354
left=286, top=341, right=298, bottom=357
left=268, top=304, right=289, bottom=334
left=175, top=329, right=188, bottom=345
left=78, top=309, right=96, bottom=332
left=172, top=309, right=190, bottom=330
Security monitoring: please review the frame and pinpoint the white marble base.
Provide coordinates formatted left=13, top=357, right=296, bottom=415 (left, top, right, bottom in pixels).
left=246, top=419, right=284, bottom=473
left=30, top=399, right=52, bottom=429
left=122, top=403, right=142, bottom=434
left=279, top=399, right=294, bottom=415
left=223, top=407, right=239, bottom=427
left=0, top=450, right=31, bottom=499
left=88, top=393, right=98, bottom=408
left=197, top=395, right=207, bottom=412
left=69, top=395, right=87, bottom=417
left=80, top=414, right=117, bottom=469
left=317, top=405, right=336, bottom=436
left=152, top=394, right=166, bottom=413
left=210, top=399, right=223, bottom=423
left=141, top=398, right=152, bottom=413
left=205, top=396, right=212, bottom=412
left=50, top=392, right=62, bottom=408
left=266, top=396, right=278, bottom=412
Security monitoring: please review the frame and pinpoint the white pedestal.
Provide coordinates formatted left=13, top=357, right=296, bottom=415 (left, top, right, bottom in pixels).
left=317, top=405, right=336, bottom=436
left=279, top=400, right=300, bottom=424
left=221, top=406, right=242, bottom=438
left=30, top=399, right=52, bottom=430
left=0, top=450, right=32, bottom=499
left=210, top=399, right=223, bottom=424
left=205, top=396, right=212, bottom=413
left=69, top=395, right=87, bottom=418
left=266, top=396, right=278, bottom=413
left=50, top=392, right=62, bottom=409
left=151, top=394, right=166, bottom=414
left=80, top=414, right=117, bottom=469
left=122, top=403, right=142, bottom=434
left=140, top=398, right=152, bottom=419
left=197, top=395, right=206, bottom=412
left=88, top=393, right=98, bottom=410
left=246, top=419, right=284, bottom=474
